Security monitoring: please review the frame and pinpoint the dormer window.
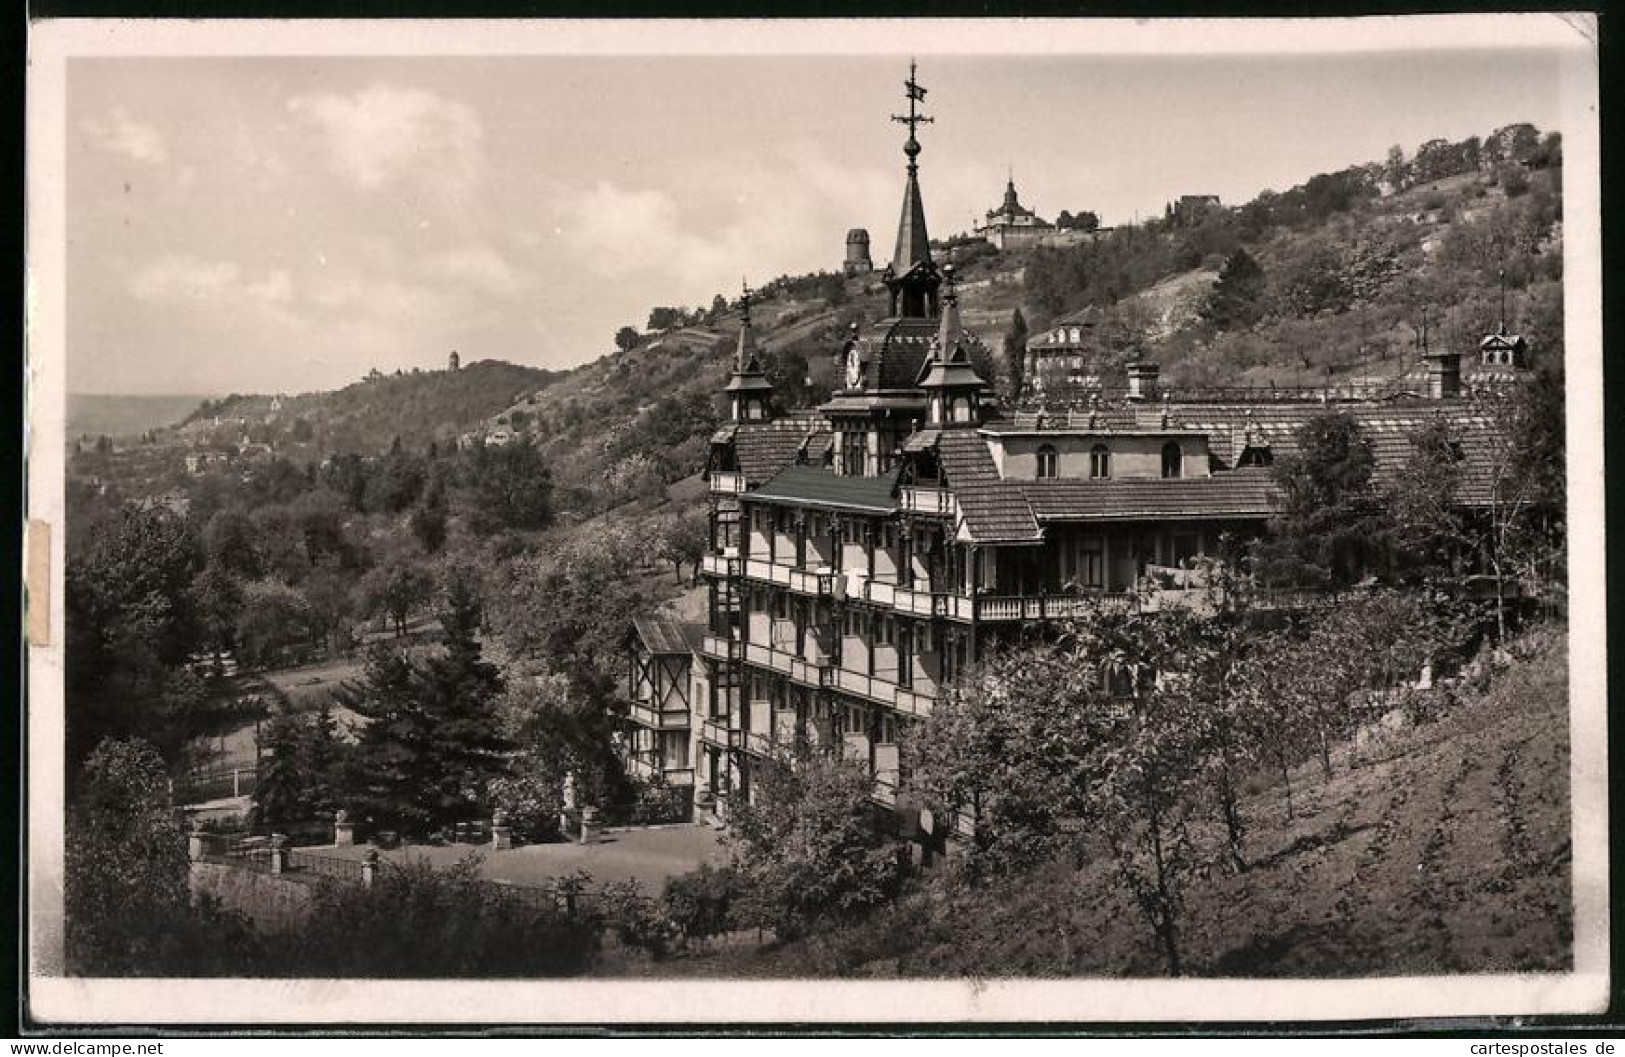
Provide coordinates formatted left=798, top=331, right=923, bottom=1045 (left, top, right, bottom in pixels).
left=1090, top=444, right=1111, bottom=479
left=1036, top=444, right=1059, bottom=480
left=1161, top=442, right=1183, bottom=479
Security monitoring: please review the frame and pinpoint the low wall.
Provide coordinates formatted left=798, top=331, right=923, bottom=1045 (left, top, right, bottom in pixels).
left=191, top=861, right=316, bottom=936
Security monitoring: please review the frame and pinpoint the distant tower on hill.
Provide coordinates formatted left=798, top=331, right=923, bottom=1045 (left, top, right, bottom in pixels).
left=448, top=350, right=461, bottom=372
left=844, top=228, right=872, bottom=275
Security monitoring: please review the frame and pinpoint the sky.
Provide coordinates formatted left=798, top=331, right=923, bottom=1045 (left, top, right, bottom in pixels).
left=63, top=32, right=1575, bottom=396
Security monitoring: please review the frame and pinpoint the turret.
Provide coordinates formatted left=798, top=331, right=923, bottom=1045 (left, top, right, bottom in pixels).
left=723, top=286, right=775, bottom=423
left=917, top=267, right=986, bottom=428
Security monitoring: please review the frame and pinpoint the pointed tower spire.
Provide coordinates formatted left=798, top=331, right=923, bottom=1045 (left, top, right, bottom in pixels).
left=918, top=266, right=986, bottom=428
left=723, top=281, right=774, bottom=423
left=885, top=59, right=941, bottom=319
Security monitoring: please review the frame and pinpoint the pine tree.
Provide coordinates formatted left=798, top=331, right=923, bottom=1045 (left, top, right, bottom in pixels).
left=1201, top=248, right=1266, bottom=329
left=342, top=581, right=511, bottom=834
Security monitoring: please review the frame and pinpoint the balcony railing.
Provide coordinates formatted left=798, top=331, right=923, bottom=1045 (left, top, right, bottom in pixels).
left=710, top=470, right=746, bottom=495
left=898, top=486, right=956, bottom=517
left=700, top=634, right=740, bottom=663
left=627, top=700, right=693, bottom=730
left=971, top=592, right=1135, bottom=622
left=701, top=553, right=741, bottom=579
left=741, top=557, right=836, bottom=598
left=699, top=717, right=734, bottom=749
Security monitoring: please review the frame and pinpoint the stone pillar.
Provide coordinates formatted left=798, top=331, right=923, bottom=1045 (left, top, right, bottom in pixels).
left=188, top=821, right=206, bottom=862
left=578, top=806, right=597, bottom=846
left=361, top=849, right=379, bottom=888
left=269, top=833, right=287, bottom=874
left=492, top=810, right=512, bottom=851
left=333, top=809, right=355, bottom=847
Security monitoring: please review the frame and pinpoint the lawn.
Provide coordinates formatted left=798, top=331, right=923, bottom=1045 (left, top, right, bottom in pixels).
left=320, top=823, right=727, bottom=894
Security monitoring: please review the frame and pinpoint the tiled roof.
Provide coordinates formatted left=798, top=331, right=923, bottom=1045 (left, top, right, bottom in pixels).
left=936, top=430, right=1000, bottom=484
left=1165, top=401, right=1504, bottom=505
left=632, top=616, right=694, bottom=656
left=954, top=482, right=1042, bottom=543
left=1022, top=469, right=1283, bottom=522
left=729, top=422, right=828, bottom=485
left=749, top=465, right=901, bottom=514
left=866, top=318, right=944, bottom=391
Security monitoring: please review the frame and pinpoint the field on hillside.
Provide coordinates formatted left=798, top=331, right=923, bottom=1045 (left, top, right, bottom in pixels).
left=617, top=626, right=1572, bottom=979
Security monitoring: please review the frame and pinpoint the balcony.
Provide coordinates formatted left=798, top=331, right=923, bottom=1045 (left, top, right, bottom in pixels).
left=627, top=699, right=693, bottom=730
left=970, top=592, right=1134, bottom=622
left=701, top=553, right=741, bottom=579
left=700, top=634, right=740, bottom=663
left=710, top=470, right=746, bottom=495
left=699, top=717, right=735, bottom=749
left=898, top=486, right=956, bottom=517
left=741, top=557, right=836, bottom=598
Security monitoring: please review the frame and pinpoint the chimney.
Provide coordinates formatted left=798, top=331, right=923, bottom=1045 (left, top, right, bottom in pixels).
left=1426, top=350, right=1462, bottom=400
left=1126, top=361, right=1161, bottom=402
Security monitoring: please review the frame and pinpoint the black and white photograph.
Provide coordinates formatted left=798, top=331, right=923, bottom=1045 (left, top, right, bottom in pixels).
left=22, top=15, right=1607, bottom=1027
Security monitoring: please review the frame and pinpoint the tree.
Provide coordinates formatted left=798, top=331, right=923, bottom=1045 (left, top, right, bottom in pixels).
left=234, top=579, right=317, bottom=668
left=497, top=527, right=651, bottom=675
left=1201, top=248, right=1266, bottom=329
left=65, top=738, right=258, bottom=974
left=461, top=438, right=554, bottom=534
left=726, top=747, right=907, bottom=939
left=65, top=505, right=200, bottom=764
left=410, top=475, right=450, bottom=553
left=614, top=326, right=641, bottom=352
left=1254, top=412, right=1387, bottom=588
left=355, top=553, right=434, bottom=639
left=341, top=583, right=511, bottom=834
left=189, top=563, right=243, bottom=657
left=1386, top=419, right=1466, bottom=585
left=200, top=508, right=261, bottom=579
left=655, top=505, right=710, bottom=584
left=1003, top=308, right=1029, bottom=400
left=910, top=642, right=1114, bottom=875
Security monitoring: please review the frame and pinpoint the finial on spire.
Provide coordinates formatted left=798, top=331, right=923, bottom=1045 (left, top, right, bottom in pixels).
left=891, top=58, right=933, bottom=174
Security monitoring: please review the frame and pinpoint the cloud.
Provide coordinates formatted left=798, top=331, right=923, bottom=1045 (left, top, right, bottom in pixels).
left=287, top=83, right=484, bottom=199
left=129, top=255, right=242, bottom=301
left=130, top=255, right=299, bottom=316
left=417, top=246, right=520, bottom=297
left=79, top=106, right=168, bottom=165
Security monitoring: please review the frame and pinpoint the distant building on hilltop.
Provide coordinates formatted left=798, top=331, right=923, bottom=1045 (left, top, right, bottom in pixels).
left=844, top=228, right=873, bottom=275
left=975, top=174, right=1053, bottom=251
left=1170, top=195, right=1221, bottom=226
left=448, top=350, right=461, bottom=372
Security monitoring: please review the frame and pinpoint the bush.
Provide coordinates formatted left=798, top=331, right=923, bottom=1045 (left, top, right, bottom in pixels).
left=595, top=878, right=676, bottom=958
left=288, top=855, right=600, bottom=977
left=662, top=863, right=740, bottom=948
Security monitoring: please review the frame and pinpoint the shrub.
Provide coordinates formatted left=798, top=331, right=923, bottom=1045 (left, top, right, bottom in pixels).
left=662, top=863, right=739, bottom=948
left=595, top=878, right=676, bottom=959
left=288, top=855, right=600, bottom=977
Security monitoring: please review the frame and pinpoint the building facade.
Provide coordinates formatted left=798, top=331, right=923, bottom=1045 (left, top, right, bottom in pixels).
left=974, top=176, right=1054, bottom=251
left=621, top=65, right=1526, bottom=846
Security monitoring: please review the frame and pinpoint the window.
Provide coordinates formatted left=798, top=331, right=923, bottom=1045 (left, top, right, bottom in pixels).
left=1161, top=442, right=1183, bottom=479
left=1090, top=443, right=1111, bottom=479
left=1036, top=444, right=1059, bottom=479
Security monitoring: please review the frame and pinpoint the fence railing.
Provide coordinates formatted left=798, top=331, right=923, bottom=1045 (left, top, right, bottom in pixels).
left=174, top=766, right=259, bottom=804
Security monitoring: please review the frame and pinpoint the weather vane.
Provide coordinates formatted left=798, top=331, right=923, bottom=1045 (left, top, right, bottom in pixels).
left=891, top=58, right=933, bottom=173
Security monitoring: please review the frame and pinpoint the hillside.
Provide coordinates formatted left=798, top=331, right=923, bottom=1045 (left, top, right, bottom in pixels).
left=70, top=124, right=1562, bottom=532
left=171, top=358, right=563, bottom=459
left=613, top=626, right=1571, bottom=978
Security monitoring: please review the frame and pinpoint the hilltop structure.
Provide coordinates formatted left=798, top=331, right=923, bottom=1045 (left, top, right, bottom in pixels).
left=618, top=64, right=1534, bottom=851
left=974, top=173, right=1054, bottom=251
left=844, top=228, right=873, bottom=275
